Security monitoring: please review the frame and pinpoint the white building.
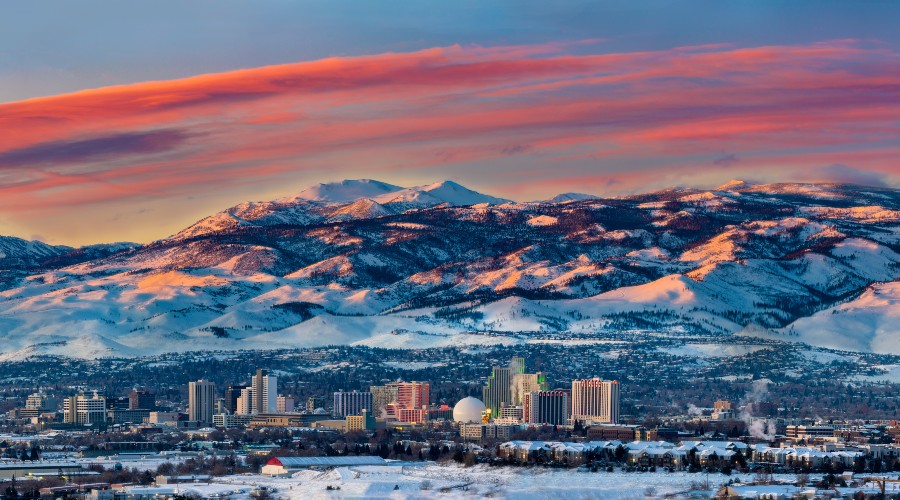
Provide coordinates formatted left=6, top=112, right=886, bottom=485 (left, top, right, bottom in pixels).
left=237, top=387, right=254, bottom=415
left=63, top=391, right=106, bottom=425
left=252, top=369, right=277, bottom=414
left=333, top=391, right=372, bottom=417
left=213, top=413, right=252, bottom=428
left=571, top=378, right=619, bottom=424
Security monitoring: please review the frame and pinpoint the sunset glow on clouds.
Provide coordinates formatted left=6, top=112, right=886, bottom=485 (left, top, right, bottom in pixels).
left=2, top=40, right=899, bottom=244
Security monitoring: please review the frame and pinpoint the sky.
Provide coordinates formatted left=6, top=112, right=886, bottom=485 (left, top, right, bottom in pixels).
left=2, top=1, right=899, bottom=245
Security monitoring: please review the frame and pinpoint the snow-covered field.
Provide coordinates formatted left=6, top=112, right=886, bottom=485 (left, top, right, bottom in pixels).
left=134, top=463, right=802, bottom=499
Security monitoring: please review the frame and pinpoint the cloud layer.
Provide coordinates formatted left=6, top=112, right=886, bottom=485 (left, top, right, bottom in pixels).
left=0, top=40, right=898, bottom=243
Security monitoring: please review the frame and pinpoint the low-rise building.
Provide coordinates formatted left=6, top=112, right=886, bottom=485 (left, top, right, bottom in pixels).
left=249, top=413, right=332, bottom=428
left=212, top=413, right=252, bottom=428
left=460, top=423, right=513, bottom=442
left=346, top=409, right=376, bottom=431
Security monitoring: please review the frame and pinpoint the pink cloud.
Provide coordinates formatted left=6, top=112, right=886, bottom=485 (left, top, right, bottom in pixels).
left=0, top=40, right=897, bottom=242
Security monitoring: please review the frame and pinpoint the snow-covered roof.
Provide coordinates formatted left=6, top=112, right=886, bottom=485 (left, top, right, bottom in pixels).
left=267, top=456, right=387, bottom=468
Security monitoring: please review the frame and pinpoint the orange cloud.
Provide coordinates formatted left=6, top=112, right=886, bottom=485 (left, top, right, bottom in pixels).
left=0, top=40, right=898, bottom=244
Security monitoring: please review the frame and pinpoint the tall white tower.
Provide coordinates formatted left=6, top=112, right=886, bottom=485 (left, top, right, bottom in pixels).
left=252, top=369, right=277, bottom=414
left=571, top=378, right=619, bottom=424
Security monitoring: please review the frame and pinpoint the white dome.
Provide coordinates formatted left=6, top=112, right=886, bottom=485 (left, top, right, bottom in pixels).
left=453, top=397, right=486, bottom=423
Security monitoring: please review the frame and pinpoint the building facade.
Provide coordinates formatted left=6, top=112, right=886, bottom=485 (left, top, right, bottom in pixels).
left=128, top=390, right=156, bottom=411
left=237, top=387, right=254, bottom=415
left=63, top=392, right=107, bottom=425
left=276, top=395, right=295, bottom=413
left=188, top=379, right=217, bottom=424
left=524, top=390, right=570, bottom=426
left=333, top=391, right=373, bottom=417
left=224, top=384, right=249, bottom=414
left=571, top=378, right=619, bottom=424
left=459, top=423, right=513, bottom=442
left=511, top=372, right=549, bottom=406
left=252, top=369, right=278, bottom=414
left=397, top=381, right=430, bottom=410
left=346, top=409, right=376, bottom=431
left=370, top=384, right=399, bottom=417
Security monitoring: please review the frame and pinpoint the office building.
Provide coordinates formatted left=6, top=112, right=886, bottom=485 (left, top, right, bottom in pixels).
left=370, top=384, right=399, bottom=417
left=188, top=379, right=217, bottom=424
left=213, top=413, right=253, bottom=428
left=128, top=390, right=156, bottom=410
left=524, top=390, right=570, bottom=425
left=482, top=357, right=526, bottom=415
left=495, top=405, right=524, bottom=424
left=63, top=391, right=107, bottom=425
left=511, top=372, right=549, bottom=406
left=571, top=378, right=619, bottom=424
left=237, top=387, right=254, bottom=415
left=108, top=409, right=151, bottom=424
left=333, top=391, right=372, bottom=417
left=346, top=409, right=376, bottom=431
left=397, top=381, right=429, bottom=410
left=224, top=384, right=249, bottom=414
left=106, top=396, right=130, bottom=411
left=277, top=395, right=295, bottom=413
left=252, top=369, right=278, bottom=414
left=21, top=392, right=55, bottom=419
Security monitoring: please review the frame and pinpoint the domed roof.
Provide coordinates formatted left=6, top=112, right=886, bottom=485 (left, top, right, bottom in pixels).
left=453, top=396, right=486, bottom=423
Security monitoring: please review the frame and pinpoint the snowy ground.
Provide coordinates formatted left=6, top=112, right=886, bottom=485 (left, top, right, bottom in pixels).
left=137, top=463, right=803, bottom=499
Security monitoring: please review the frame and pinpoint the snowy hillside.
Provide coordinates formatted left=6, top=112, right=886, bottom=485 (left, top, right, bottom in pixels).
left=0, top=180, right=899, bottom=358
left=0, top=236, right=71, bottom=268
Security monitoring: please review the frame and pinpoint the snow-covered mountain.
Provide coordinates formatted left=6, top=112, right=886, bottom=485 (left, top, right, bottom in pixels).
left=0, top=236, right=71, bottom=268
left=1, top=180, right=899, bottom=359
left=174, top=179, right=510, bottom=239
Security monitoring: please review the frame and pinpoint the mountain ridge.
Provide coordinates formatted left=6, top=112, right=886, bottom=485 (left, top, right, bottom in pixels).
left=1, top=179, right=898, bottom=359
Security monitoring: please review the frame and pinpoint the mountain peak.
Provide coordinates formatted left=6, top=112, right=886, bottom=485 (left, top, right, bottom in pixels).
left=548, top=192, right=597, bottom=203
left=416, top=180, right=510, bottom=206
left=715, top=179, right=750, bottom=191
left=285, top=179, right=404, bottom=204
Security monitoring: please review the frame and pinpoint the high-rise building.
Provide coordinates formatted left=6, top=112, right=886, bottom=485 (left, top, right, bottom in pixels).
left=571, top=378, right=619, bottom=424
left=482, top=357, right=527, bottom=414
left=22, top=392, right=56, bottom=418
left=511, top=372, right=549, bottom=406
left=509, top=357, right=525, bottom=375
left=397, top=381, right=430, bottom=410
left=524, top=390, right=570, bottom=425
left=252, top=369, right=277, bottom=414
left=276, top=395, right=295, bottom=413
left=128, top=390, right=156, bottom=410
left=63, top=391, right=107, bottom=425
left=188, top=379, right=217, bottom=424
left=237, top=387, right=254, bottom=415
left=370, top=384, right=399, bottom=417
left=224, top=384, right=249, bottom=414
left=333, top=391, right=372, bottom=417
left=483, top=368, right=511, bottom=414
